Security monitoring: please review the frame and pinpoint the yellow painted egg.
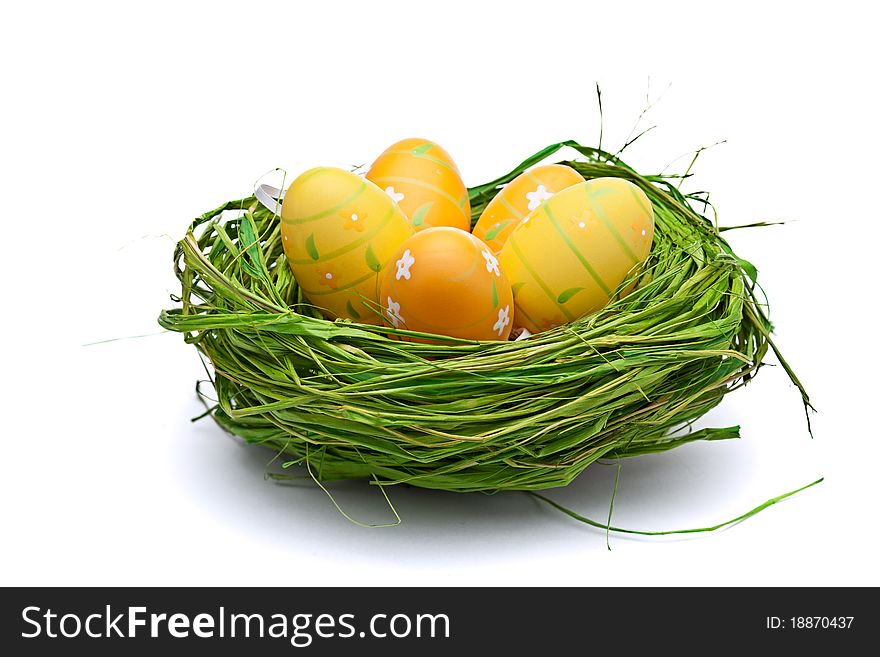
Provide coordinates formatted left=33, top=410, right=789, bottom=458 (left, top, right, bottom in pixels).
left=366, top=138, right=471, bottom=232
left=281, top=166, right=414, bottom=322
left=472, top=164, right=585, bottom=252
left=378, top=227, right=514, bottom=342
left=499, top=177, right=654, bottom=333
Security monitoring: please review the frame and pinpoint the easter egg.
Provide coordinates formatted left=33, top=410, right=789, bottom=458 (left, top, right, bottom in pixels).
left=473, top=164, right=585, bottom=253
left=366, top=138, right=471, bottom=232
left=378, top=227, right=514, bottom=342
left=499, top=177, right=654, bottom=333
left=281, top=167, right=414, bottom=322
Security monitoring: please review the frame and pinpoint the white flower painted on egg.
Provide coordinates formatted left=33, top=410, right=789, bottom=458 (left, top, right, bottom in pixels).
left=396, top=249, right=415, bottom=280
left=481, top=248, right=500, bottom=277
left=385, top=186, right=405, bottom=203
left=493, top=305, right=510, bottom=336
left=526, top=184, right=553, bottom=211
left=386, top=296, right=404, bottom=328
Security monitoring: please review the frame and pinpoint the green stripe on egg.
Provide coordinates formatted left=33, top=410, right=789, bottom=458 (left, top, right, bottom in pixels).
left=585, top=185, right=641, bottom=265
left=282, top=180, right=367, bottom=225
left=507, top=234, right=576, bottom=321
left=300, top=268, right=377, bottom=296
left=543, top=204, right=613, bottom=296
left=288, top=207, right=395, bottom=265
left=499, top=195, right=524, bottom=219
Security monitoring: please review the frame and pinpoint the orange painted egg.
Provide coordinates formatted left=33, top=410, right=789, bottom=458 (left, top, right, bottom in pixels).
left=281, top=166, right=414, bottom=322
left=366, top=138, right=471, bottom=232
left=378, top=227, right=514, bottom=341
left=473, top=164, right=585, bottom=253
left=499, top=177, right=654, bottom=333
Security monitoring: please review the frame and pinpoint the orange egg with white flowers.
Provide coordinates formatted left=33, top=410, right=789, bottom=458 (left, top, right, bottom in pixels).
left=378, top=227, right=514, bottom=342
left=366, top=138, right=471, bottom=232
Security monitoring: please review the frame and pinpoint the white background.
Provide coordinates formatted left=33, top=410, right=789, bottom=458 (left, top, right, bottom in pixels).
left=2, top=1, right=878, bottom=586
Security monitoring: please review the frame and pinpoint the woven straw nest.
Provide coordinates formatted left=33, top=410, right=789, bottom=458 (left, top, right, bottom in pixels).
left=159, top=140, right=809, bottom=494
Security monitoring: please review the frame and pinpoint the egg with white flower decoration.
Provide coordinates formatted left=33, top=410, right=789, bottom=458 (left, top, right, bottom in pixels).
left=366, top=138, right=471, bottom=232
left=499, top=177, right=654, bottom=334
left=378, top=227, right=514, bottom=342
left=281, top=166, right=414, bottom=322
left=472, top=164, right=585, bottom=253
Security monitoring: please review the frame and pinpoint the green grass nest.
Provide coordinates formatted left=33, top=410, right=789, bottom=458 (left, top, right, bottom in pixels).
left=159, top=140, right=811, bottom=495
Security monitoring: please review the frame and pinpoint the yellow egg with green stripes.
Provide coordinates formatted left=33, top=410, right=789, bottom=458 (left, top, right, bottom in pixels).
left=281, top=166, right=414, bottom=322
left=498, top=177, right=654, bottom=333
left=472, top=164, right=585, bottom=253
left=366, top=138, right=471, bottom=232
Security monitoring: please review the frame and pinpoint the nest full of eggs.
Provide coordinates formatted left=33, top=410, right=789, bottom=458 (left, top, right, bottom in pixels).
left=159, top=140, right=810, bottom=493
